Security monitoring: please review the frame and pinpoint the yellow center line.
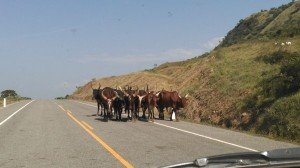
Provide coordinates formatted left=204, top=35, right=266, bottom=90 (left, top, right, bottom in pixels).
left=53, top=102, right=66, bottom=112
left=56, top=105, right=133, bottom=168
left=58, top=105, right=66, bottom=112
left=81, top=121, right=94, bottom=130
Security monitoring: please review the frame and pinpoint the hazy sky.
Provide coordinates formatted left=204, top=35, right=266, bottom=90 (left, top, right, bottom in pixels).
left=0, top=0, right=291, bottom=99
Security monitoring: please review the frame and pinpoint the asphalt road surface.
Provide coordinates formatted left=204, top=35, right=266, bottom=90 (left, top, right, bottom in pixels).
left=0, top=100, right=298, bottom=168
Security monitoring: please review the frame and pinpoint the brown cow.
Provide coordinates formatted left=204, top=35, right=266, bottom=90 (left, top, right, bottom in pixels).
left=113, top=88, right=126, bottom=121
left=141, top=91, right=158, bottom=122
left=135, top=88, right=148, bottom=119
left=124, top=85, right=148, bottom=121
left=101, top=87, right=117, bottom=120
left=123, top=86, right=136, bottom=120
left=91, top=83, right=104, bottom=116
left=156, top=90, right=188, bottom=121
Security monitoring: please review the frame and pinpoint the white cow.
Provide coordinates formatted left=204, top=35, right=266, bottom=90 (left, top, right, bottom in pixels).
left=286, top=41, right=292, bottom=45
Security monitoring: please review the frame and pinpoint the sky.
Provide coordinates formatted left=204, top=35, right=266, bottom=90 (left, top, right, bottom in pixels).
left=0, top=0, right=292, bottom=99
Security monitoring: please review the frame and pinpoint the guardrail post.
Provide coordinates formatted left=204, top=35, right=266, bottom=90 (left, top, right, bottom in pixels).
left=3, top=98, right=6, bottom=108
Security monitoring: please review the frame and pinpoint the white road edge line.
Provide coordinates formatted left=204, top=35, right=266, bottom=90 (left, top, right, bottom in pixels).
left=71, top=100, right=97, bottom=108
left=0, top=100, right=35, bottom=126
left=153, top=122, right=258, bottom=152
left=71, top=99, right=259, bottom=152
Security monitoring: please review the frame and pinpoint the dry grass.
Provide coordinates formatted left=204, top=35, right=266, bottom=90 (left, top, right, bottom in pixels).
left=70, top=37, right=300, bottom=143
left=72, top=37, right=300, bottom=119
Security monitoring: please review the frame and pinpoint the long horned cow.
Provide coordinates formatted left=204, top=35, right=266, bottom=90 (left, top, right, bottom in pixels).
left=101, top=87, right=117, bottom=120
left=156, top=90, right=189, bottom=121
left=141, top=91, right=158, bottom=122
left=123, top=85, right=135, bottom=120
left=134, top=85, right=148, bottom=119
left=91, top=83, right=104, bottom=116
left=113, top=87, right=126, bottom=121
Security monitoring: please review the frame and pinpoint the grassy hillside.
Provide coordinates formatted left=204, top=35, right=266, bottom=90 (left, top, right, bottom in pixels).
left=220, top=1, right=300, bottom=47
left=71, top=1, right=300, bottom=143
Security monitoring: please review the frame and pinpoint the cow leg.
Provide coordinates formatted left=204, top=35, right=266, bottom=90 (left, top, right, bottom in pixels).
left=170, top=107, right=173, bottom=121
left=151, top=107, right=154, bottom=122
left=103, top=108, right=107, bottom=120
left=142, top=106, right=147, bottom=119
left=119, top=109, right=122, bottom=121
left=175, top=109, right=179, bottom=122
left=115, top=106, right=119, bottom=121
left=136, top=107, right=139, bottom=119
left=114, top=107, right=117, bottom=120
left=126, top=108, right=130, bottom=120
left=133, top=110, right=137, bottom=122
left=126, top=108, right=130, bottom=119
left=100, top=104, right=103, bottom=116
left=97, top=103, right=100, bottom=116
left=132, top=105, right=136, bottom=122
left=147, top=107, right=150, bottom=121
left=149, top=106, right=154, bottom=122
left=159, top=107, right=164, bottom=120
left=142, top=109, right=146, bottom=119
left=105, top=108, right=108, bottom=120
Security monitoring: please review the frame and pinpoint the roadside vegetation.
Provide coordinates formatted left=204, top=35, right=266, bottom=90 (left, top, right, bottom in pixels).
left=0, top=90, right=31, bottom=105
left=70, top=1, right=300, bottom=143
left=55, top=95, right=70, bottom=100
left=242, top=51, right=300, bottom=141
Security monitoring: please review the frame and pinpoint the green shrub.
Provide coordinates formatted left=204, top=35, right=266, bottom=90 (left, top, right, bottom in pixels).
left=268, top=92, right=300, bottom=141
left=243, top=51, right=300, bottom=142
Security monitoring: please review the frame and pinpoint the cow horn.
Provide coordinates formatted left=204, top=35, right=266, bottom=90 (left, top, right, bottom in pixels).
left=98, top=83, right=101, bottom=90
left=146, top=84, right=149, bottom=92
left=185, top=94, right=189, bottom=98
left=101, top=91, right=107, bottom=100
left=113, top=91, right=119, bottom=99
left=118, top=86, right=123, bottom=91
left=155, top=91, right=161, bottom=97
left=90, top=83, right=94, bottom=89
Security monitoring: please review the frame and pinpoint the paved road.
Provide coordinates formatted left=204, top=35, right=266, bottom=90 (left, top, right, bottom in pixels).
left=0, top=100, right=298, bottom=168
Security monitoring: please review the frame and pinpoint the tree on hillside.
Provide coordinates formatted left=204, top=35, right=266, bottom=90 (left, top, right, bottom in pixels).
left=1, top=90, right=18, bottom=98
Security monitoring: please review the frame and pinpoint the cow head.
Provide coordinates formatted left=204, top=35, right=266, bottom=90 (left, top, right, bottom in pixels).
left=149, top=92, right=158, bottom=107
left=136, top=90, right=147, bottom=108
left=101, top=91, right=117, bottom=113
left=91, top=83, right=101, bottom=100
left=180, top=94, right=189, bottom=108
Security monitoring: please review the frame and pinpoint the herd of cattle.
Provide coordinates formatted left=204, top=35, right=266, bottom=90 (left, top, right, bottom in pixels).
left=91, top=83, right=189, bottom=122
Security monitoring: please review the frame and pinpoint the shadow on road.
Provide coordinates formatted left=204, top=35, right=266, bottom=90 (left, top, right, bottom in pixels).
left=94, top=117, right=131, bottom=122
left=90, top=113, right=173, bottom=123
left=86, top=114, right=97, bottom=117
left=95, top=117, right=108, bottom=122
